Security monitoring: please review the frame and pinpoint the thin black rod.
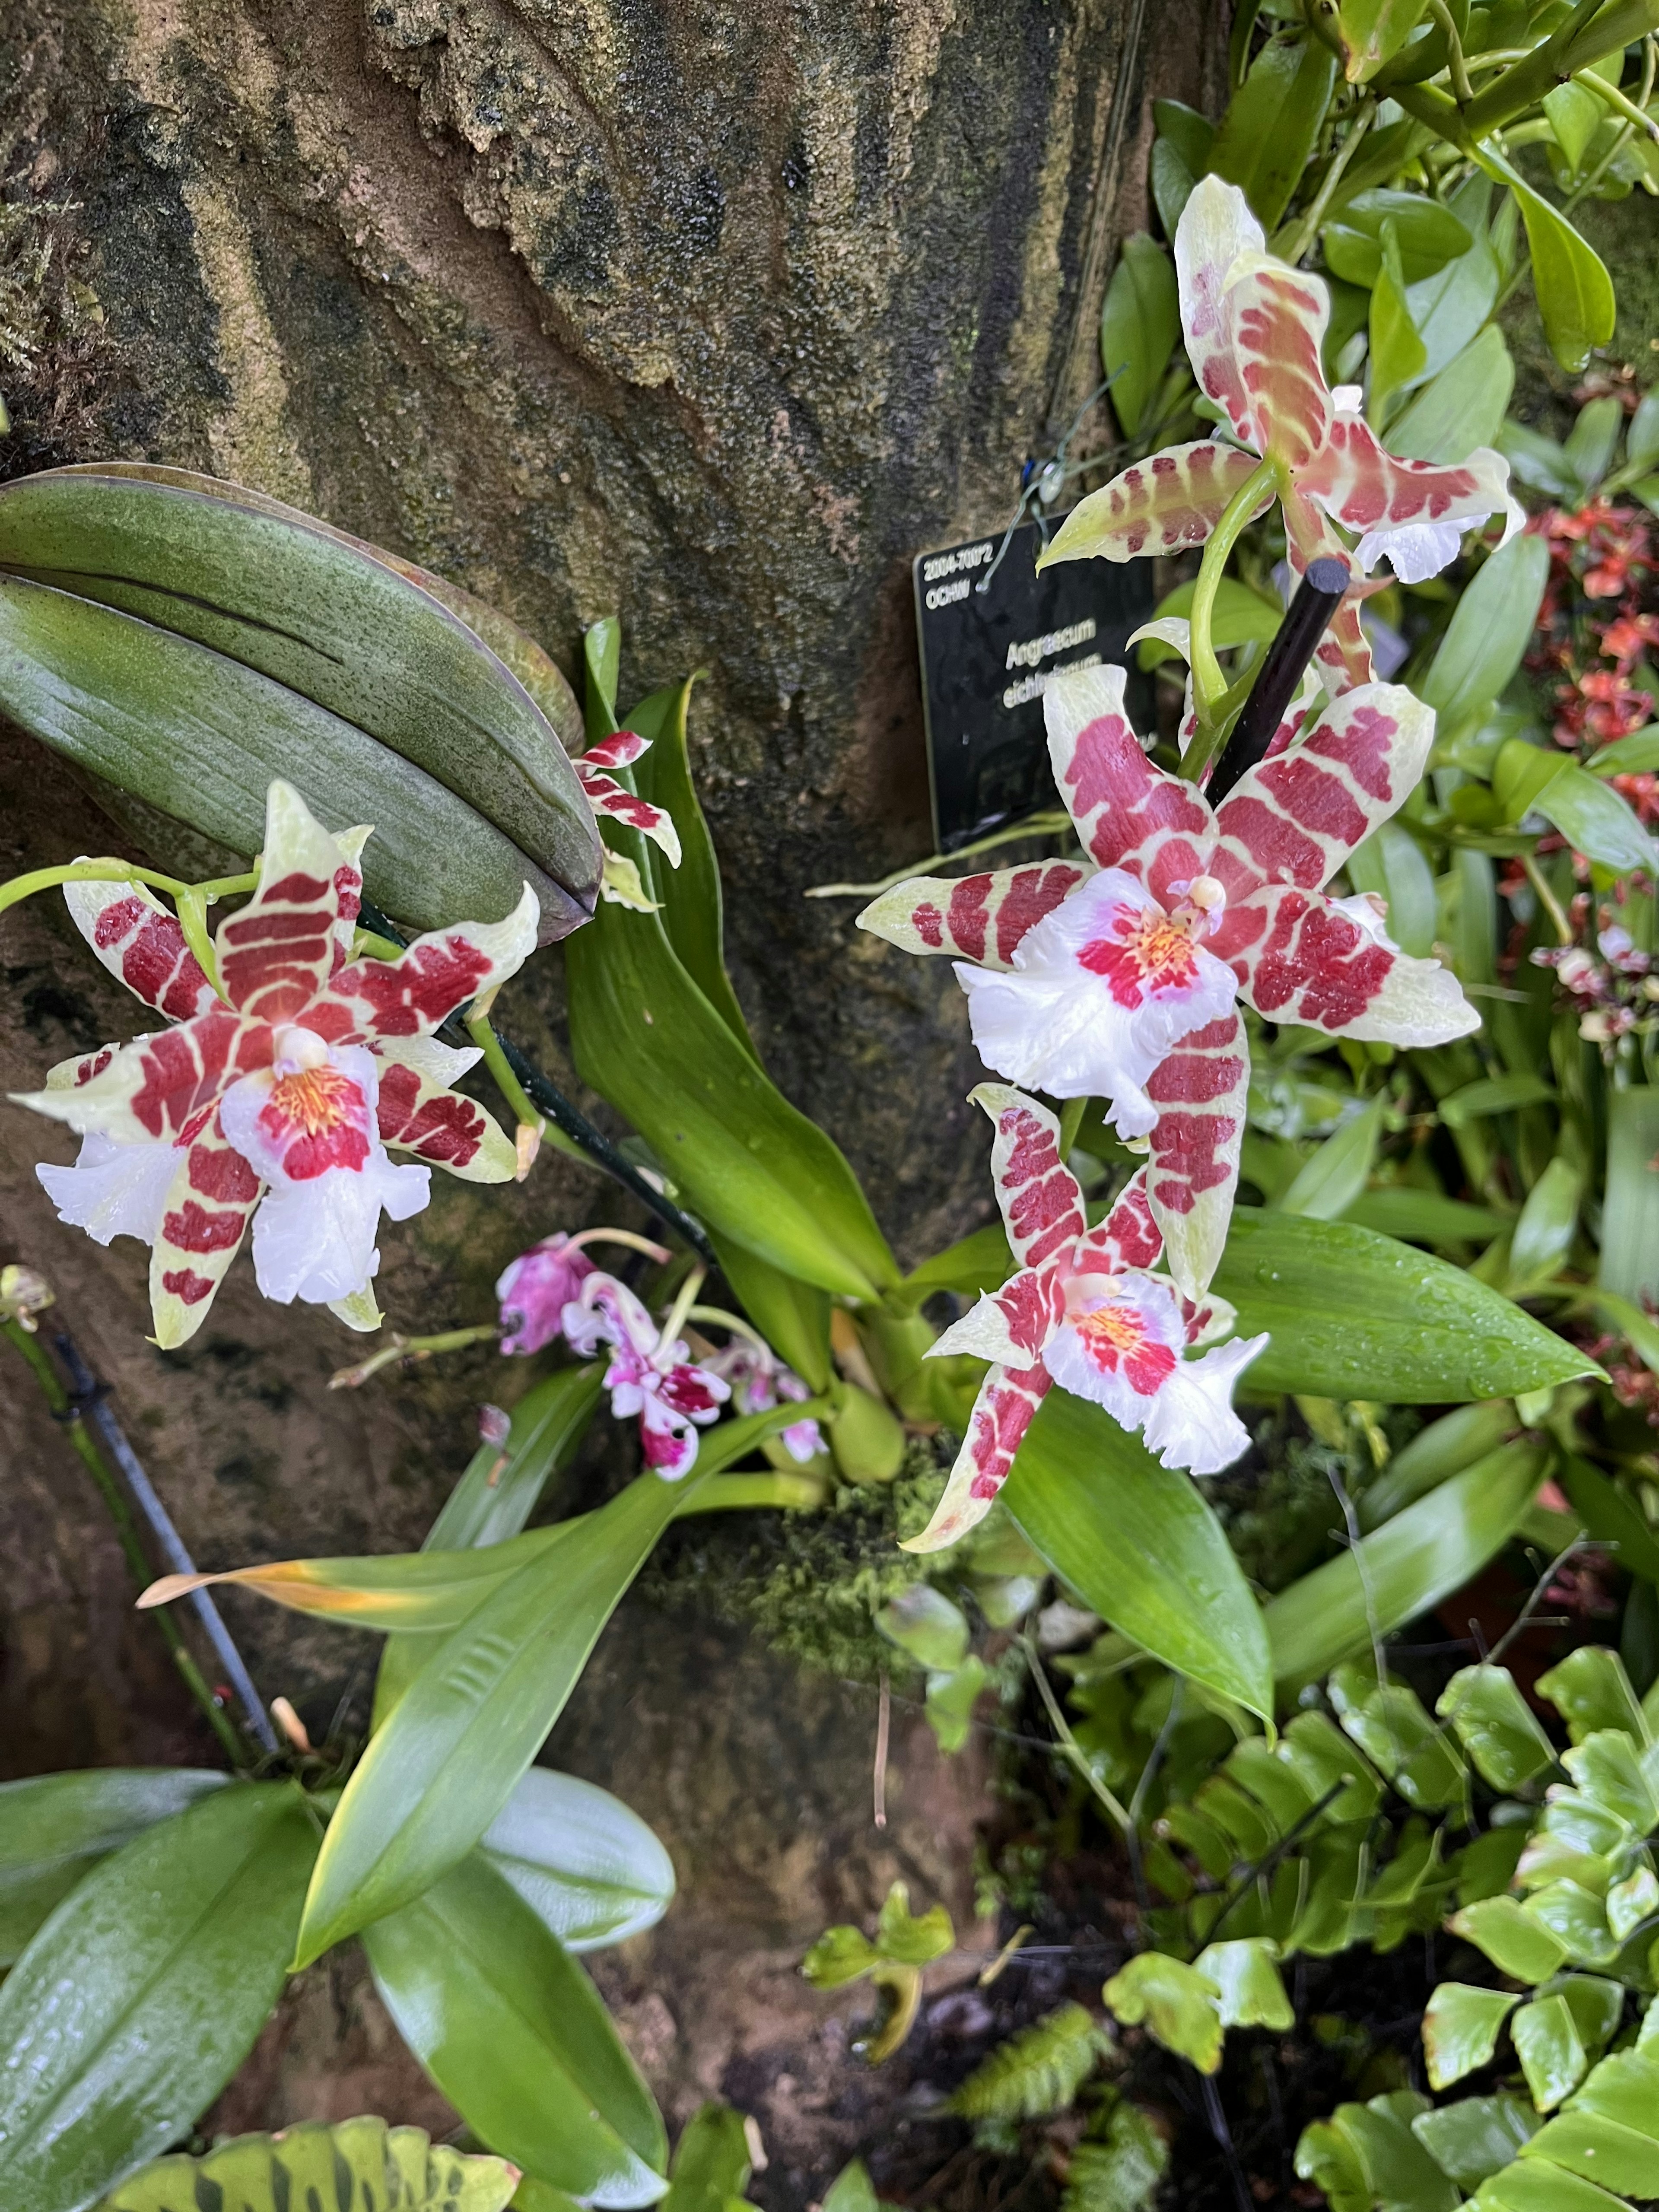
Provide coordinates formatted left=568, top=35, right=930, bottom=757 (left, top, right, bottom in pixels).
left=54, top=1332, right=279, bottom=1754
left=1205, top=556, right=1352, bottom=804
left=357, top=899, right=716, bottom=1265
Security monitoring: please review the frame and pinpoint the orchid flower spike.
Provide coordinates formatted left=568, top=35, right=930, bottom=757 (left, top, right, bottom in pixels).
left=702, top=1333, right=825, bottom=1463
left=1042, top=176, right=1515, bottom=690
left=859, top=663, right=1476, bottom=1297
left=561, top=1273, right=729, bottom=1478
left=17, top=780, right=537, bottom=1345
left=906, top=1086, right=1267, bottom=1554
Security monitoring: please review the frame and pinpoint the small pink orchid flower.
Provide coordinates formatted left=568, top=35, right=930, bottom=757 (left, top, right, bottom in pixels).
left=702, top=1334, right=825, bottom=1463
left=1042, top=177, right=1514, bottom=689
left=496, top=1232, right=599, bottom=1354
left=906, top=1087, right=1267, bottom=1554
left=860, top=663, right=1475, bottom=1296
left=16, top=780, right=536, bottom=1345
left=562, top=1273, right=729, bottom=1479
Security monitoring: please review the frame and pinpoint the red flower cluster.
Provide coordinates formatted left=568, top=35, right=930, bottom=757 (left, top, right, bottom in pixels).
left=1528, top=501, right=1659, bottom=755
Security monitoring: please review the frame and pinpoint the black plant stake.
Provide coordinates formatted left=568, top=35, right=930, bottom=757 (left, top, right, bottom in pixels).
left=1205, top=556, right=1352, bottom=805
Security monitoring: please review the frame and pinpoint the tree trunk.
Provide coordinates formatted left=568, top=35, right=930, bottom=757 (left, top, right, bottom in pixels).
left=0, top=0, right=1222, bottom=2186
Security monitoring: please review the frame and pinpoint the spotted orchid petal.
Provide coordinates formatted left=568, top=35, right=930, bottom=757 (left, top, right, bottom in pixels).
left=930, top=1086, right=1084, bottom=1367
left=857, top=861, right=1088, bottom=969
left=1046, top=664, right=1217, bottom=901
left=1175, top=173, right=1265, bottom=446
left=901, top=1360, right=1053, bottom=1556
left=1072, top=1166, right=1163, bottom=1275
left=308, top=885, right=539, bottom=1046
left=1222, top=254, right=1334, bottom=475
left=64, top=881, right=219, bottom=1022
left=1300, top=420, right=1513, bottom=578
left=372, top=1037, right=517, bottom=1183
left=1225, top=883, right=1477, bottom=1044
left=14, top=1011, right=266, bottom=1146
left=957, top=869, right=1239, bottom=1128
left=576, top=736, right=683, bottom=868
left=148, top=1109, right=264, bottom=1348
left=1142, top=1013, right=1249, bottom=1301
left=329, top=826, right=372, bottom=969
left=1210, top=683, right=1437, bottom=904
left=563, top=1273, right=662, bottom=1366
left=1283, top=489, right=1375, bottom=689
left=1038, top=442, right=1270, bottom=565
left=215, top=781, right=354, bottom=1023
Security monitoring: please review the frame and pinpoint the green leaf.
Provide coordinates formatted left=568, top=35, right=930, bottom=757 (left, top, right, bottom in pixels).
left=1359, top=1399, right=1518, bottom=1530
left=99, top=2120, right=519, bottom=2212
left=1506, top=1155, right=1582, bottom=1294
left=1367, top=229, right=1428, bottom=420
left=1424, top=1984, right=1523, bottom=2091
left=479, top=1767, right=675, bottom=1951
left=1103, top=1954, right=1223, bottom=2073
left=1437, top=1664, right=1555, bottom=1791
left=1439, top=1073, right=1557, bottom=1127
left=709, top=1234, right=832, bottom=1394
left=1101, top=235, right=1180, bottom=440
left=0, top=1767, right=227, bottom=1966
left=296, top=1471, right=689, bottom=1966
left=1601, top=1087, right=1659, bottom=1310
left=1534, top=763, right=1659, bottom=872
left=1389, top=323, right=1522, bottom=460
left=1346, top=820, right=1438, bottom=957
left=1471, top=146, right=1615, bottom=374
left=1343, top=1188, right=1508, bottom=1246
left=1153, top=98, right=1215, bottom=176
left=0, top=1782, right=318, bottom=2212
left=1004, top=1389, right=1272, bottom=1722
left=895, top=1222, right=1016, bottom=1308
left=801, top=1923, right=881, bottom=1989
left=949, top=2002, right=1110, bottom=2120
left=1544, top=80, right=1605, bottom=175
left=1537, top=1648, right=1648, bottom=1744
left=1329, top=1664, right=1468, bottom=1809
left=1405, top=198, right=1502, bottom=388
left=1209, top=35, right=1340, bottom=228
left=1559, top=1456, right=1659, bottom=1588
left=1449, top=1895, right=1573, bottom=1984
left=876, top=1879, right=955, bottom=1965
left=1336, top=2093, right=1462, bottom=2212
left=659, top=2105, right=754, bottom=2212
left=1063, top=2101, right=1170, bottom=2212
left=429, top=1367, right=606, bottom=1552
left=364, top=1853, right=667, bottom=2206
left=1411, top=2096, right=1537, bottom=2187
left=1328, top=0, right=1434, bottom=83
left=1564, top=396, right=1624, bottom=489
left=1211, top=1210, right=1599, bottom=1401
left=1589, top=725, right=1659, bottom=775
left=1265, top=1441, right=1550, bottom=1684
left=1513, top=1992, right=1589, bottom=2110
left=0, top=467, right=599, bottom=934
left=875, top=1585, right=970, bottom=1673
left=821, top=2160, right=880, bottom=2212
left=1296, top=2118, right=1371, bottom=2212
left=1192, top=1938, right=1294, bottom=2030
left=1276, top=1098, right=1385, bottom=1220
left=926, top=1656, right=990, bottom=1754
left=1326, top=191, right=1472, bottom=286
left=1499, top=417, right=1583, bottom=500
left=1421, top=532, right=1551, bottom=740
left=1138, top=576, right=1283, bottom=670
left=1494, top=736, right=1570, bottom=824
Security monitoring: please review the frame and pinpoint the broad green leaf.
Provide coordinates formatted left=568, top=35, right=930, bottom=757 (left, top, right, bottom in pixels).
left=1560, top=1454, right=1659, bottom=1587
left=1537, top=1648, right=1649, bottom=1744
left=1328, top=0, right=1433, bottom=82
left=876, top=1880, right=955, bottom=1965
left=1478, top=2158, right=1640, bottom=2209
left=1151, top=137, right=1198, bottom=237
left=1449, top=1895, right=1572, bottom=1984
left=1367, top=229, right=1428, bottom=421
left=894, top=1222, right=1016, bottom=1309
left=428, top=1366, right=606, bottom=1552
left=365, top=1853, right=667, bottom=2206
left=1212, top=1210, right=1599, bottom=1401
left=1209, top=35, right=1340, bottom=228
left=1296, top=2120, right=1370, bottom=2212
left=1337, top=2094, right=1460, bottom=2212
left=1437, top=1664, right=1555, bottom=1791
left=1494, top=736, right=1570, bottom=823
left=1359, top=1398, right=1517, bottom=1529
left=1326, top=191, right=1471, bottom=285
left=1411, top=2096, right=1536, bottom=2187
left=1138, top=576, right=1282, bottom=670
left=1471, top=146, right=1615, bottom=374
left=1421, top=532, right=1551, bottom=740
left=821, top=2161, right=879, bottom=2212
left=1629, top=387, right=1659, bottom=471
left=1276, top=1098, right=1385, bottom=1220
left=1519, top=2107, right=1659, bottom=2199
left=1347, top=819, right=1438, bottom=957
left=1343, top=1188, right=1507, bottom=1246
left=1534, top=763, right=1659, bottom=872
left=1506, top=1155, right=1582, bottom=1293
left=1601, top=1087, right=1659, bottom=1309
left=659, top=2105, right=754, bottom=2212
left=0, top=467, right=599, bottom=934
left=1439, top=1073, right=1556, bottom=1128
left=1265, top=1441, right=1549, bottom=1684
left=1153, top=98, right=1214, bottom=175
left=1101, top=235, right=1180, bottom=439
left=296, top=1472, right=690, bottom=1966
left=1589, top=725, right=1659, bottom=775
left=1404, top=184, right=1501, bottom=385
left=1389, top=326, right=1513, bottom=464
left=1563, top=395, right=1624, bottom=489
left=1004, top=1389, right=1272, bottom=1722
left=0, top=1783, right=318, bottom=2212
left=0, top=1767, right=227, bottom=1966
left=1192, top=1938, right=1294, bottom=2030
left=801, top=1923, right=881, bottom=1988
left=480, top=1767, right=675, bottom=1951
left=1499, top=417, right=1582, bottom=500
left=1103, top=1953, right=1223, bottom=2072
left=1544, top=80, right=1605, bottom=174
left=99, top=2120, right=518, bottom=2212
left=1513, top=1992, right=1588, bottom=2110
left=925, top=1656, right=989, bottom=1754
left=1329, top=1664, right=1468, bottom=1809
left=875, top=1585, right=970, bottom=1672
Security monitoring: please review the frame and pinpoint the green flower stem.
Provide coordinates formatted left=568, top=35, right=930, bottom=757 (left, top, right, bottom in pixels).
left=1523, top=853, right=1576, bottom=947
left=1577, top=63, right=1659, bottom=142
left=673, top=1471, right=827, bottom=1513
left=463, top=1006, right=552, bottom=1162
left=1022, top=1634, right=1133, bottom=1835
left=1427, top=0, right=1476, bottom=103
left=0, top=857, right=257, bottom=920
left=2, top=1318, right=248, bottom=1767
left=1462, top=0, right=1659, bottom=137
left=1187, top=458, right=1282, bottom=746
left=1279, top=102, right=1375, bottom=267
left=328, top=1322, right=502, bottom=1389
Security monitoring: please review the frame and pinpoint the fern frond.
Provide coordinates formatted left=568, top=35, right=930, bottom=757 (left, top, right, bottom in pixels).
left=1061, top=2102, right=1169, bottom=2212
left=948, top=2001, right=1110, bottom=2122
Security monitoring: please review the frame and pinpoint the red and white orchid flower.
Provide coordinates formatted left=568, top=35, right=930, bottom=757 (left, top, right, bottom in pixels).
left=561, top=1272, right=730, bottom=1479
left=1042, top=176, right=1514, bottom=689
left=860, top=662, right=1475, bottom=1296
left=905, top=1086, right=1267, bottom=1554
left=17, top=781, right=536, bottom=1346
left=575, top=732, right=682, bottom=909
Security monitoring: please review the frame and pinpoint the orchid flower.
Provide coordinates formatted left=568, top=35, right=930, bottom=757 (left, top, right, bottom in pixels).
left=16, top=780, right=536, bottom=1345
left=701, top=1333, right=825, bottom=1463
left=575, top=732, right=682, bottom=910
left=1042, top=176, right=1514, bottom=703
left=561, top=1272, right=730, bottom=1478
left=906, top=1086, right=1267, bottom=1554
left=859, top=663, right=1476, bottom=1296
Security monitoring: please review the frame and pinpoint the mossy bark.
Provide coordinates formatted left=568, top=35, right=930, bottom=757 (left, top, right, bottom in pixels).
left=0, top=0, right=1222, bottom=2188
